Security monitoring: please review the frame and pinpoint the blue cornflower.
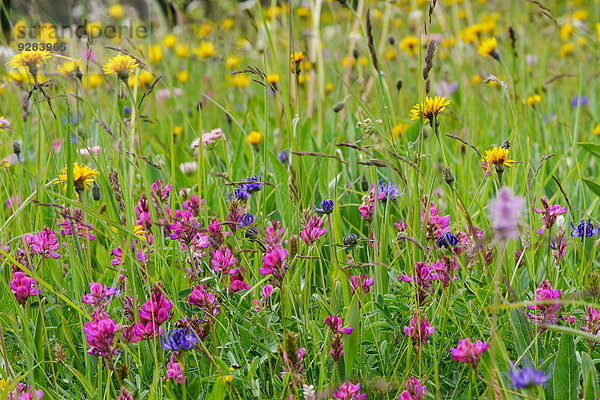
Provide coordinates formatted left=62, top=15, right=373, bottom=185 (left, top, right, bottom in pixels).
left=277, top=150, right=289, bottom=164
left=570, top=219, right=597, bottom=240
left=314, top=199, right=334, bottom=214
left=570, top=96, right=589, bottom=108
left=509, top=367, right=550, bottom=389
left=161, top=328, right=198, bottom=351
left=240, top=213, right=255, bottom=227
left=437, top=232, right=459, bottom=248
left=377, top=180, right=402, bottom=202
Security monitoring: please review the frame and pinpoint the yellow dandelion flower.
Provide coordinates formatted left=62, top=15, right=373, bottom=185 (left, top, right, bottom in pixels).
left=9, top=50, right=51, bottom=71
left=86, top=22, right=102, bottom=37
left=267, top=73, right=279, bottom=84
left=59, top=59, right=82, bottom=76
left=128, top=69, right=154, bottom=88
left=482, top=147, right=516, bottom=173
left=39, top=22, right=57, bottom=43
left=175, top=70, right=190, bottom=83
left=297, top=7, right=310, bottom=18
left=194, top=41, right=216, bottom=58
left=325, top=82, right=334, bottom=93
left=175, top=44, right=190, bottom=58
left=163, top=34, right=177, bottom=48
left=384, top=49, right=396, bottom=60
left=525, top=94, right=542, bottom=107
left=470, top=74, right=483, bottom=86
left=441, top=37, right=457, bottom=48
left=391, top=123, right=409, bottom=139
left=399, top=36, right=419, bottom=55
left=149, top=44, right=164, bottom=63
left=195, top=23, right=212, bottom=38
left=103, top=54, right=139, bottom=79
left=221, top=18, right=235, bottom=30
left=291, top=52, right=304, bottom=63
left=246, top=131, right=263, bottom=145
left=108, top=4, right=124, bottom=19
left=266, top=6, right=281, bottom=20
left=343, top=56, right=355, bottom=68
left=477, top=37, right=499, bottom=59
left=82, top=73, right=103, bottom=89
left=225, top=55, right=242, bottom=70
left=229, top=74, right=250, bottom=87
left=409, top=96, right=451, bottom=124
left=572, top=10, right=588, bottom=21
left=560, top=24, right=574, bottom=41
left=173, top=126, right=183, bottom=136
left=593, top=124, right=600, bottom=136
left=560, top=42, right=574, bottom=57
left=56, top=162, right=99, bottom=192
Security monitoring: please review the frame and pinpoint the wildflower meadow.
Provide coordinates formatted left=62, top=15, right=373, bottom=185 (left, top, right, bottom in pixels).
left=0, top=0, right=599, bottom=399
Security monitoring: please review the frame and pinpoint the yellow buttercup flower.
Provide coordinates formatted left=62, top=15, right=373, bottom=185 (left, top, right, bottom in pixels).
left=526, top=94, right=542, bottom=107
left=108, top=4, right=124, bottom=19
left=482, top=147, right=516, bottom=173
left=103, top=54, right=139, bottom=79
left=409, top=96, right=451, bottom=124
left=477, top=37, right=499, bottom=59
left=246, top=131, right=263, bottom=145
left=56, top=162, right=99, bottom=192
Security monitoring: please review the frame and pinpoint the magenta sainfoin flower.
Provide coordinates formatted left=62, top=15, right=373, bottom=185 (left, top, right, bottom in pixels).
left=527, top=280, right=561, bottom=327
left=404, top=314, right=435, bottom=350
left=349, top=273, right=374, bottom=294
left=398, top=377, right=427, bottom=400
left=81, top=282, right=117, bottom=312
left=132, top=286, right=173, bottom=340
left=165, top=355, right=186, bottom=384
left=581, top=307, right=600, bottom=342
left=431, top=256, right=459, bottom=288
left=210, top=245, right=237, bottom=273
left=22, top=227, right=61, bottom=258
left=7, top=382, right=44, bottom=400
left=59, top=208, right=96, bottom=241
left=400, top=262, right=435, bottom=302
left=534, top=196, right=567, bottom=233
left=253, top=284, right=274, bottom=311
left=111, top=247, right=123, bottom=266
left=450, top=338, right=489, bottom=368
left=299, top=214, right=326, bottom=245
left=358, top=186, right=376, bottom=223
left=83, top=315, right=121, bottom=359
left=260, top=245, right=289, bottom=286
left=330, top=381, right=367, bottom=400
left=421, top=200, right=451, bottom=240
left=325, top=315, right=353, bottom=363
left=489, top=187, right=525, bottom=240
left=10, top=271, right=41, bottom=305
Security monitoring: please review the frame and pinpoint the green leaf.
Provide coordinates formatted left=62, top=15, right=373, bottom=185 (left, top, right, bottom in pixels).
left=576, top=142, right=600, bottom=159
left=344, top=294, right=360, bottom=379
left=581, top=352, right=599, bottom=400
left=509, top=309, right=538, bottom=361
left=551, top=333, right=579, bottom=400
left=582, top=178, right=600, bottom=198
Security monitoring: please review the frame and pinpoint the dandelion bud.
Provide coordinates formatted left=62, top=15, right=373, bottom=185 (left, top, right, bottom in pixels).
left=442, top=167, right=455, bottom=186
left=12, top=140, right=22, bottom=157
left=333, top=101, right=344, bottom=113
left=91, top=182, right=102, bottom=201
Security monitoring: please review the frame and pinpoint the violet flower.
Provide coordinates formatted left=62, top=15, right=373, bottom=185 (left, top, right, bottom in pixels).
left=509, top=367, right=550, bottom=389
left=161, top=328, right=198, bottom=351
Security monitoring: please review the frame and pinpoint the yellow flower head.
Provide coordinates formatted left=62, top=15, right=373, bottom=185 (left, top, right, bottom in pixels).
left=134, top=225, right=148, bottom=241
left=246, top=131, right=263, bottom=145
left=103, top=54, right=139, bottom=79
left=267, top=73, right=279, bottom=84
left=128, top=69, right=154, bottom=88
left=391, top=123, right=409, bottom=139
left=148, top=44, right=164, bottom=63
left=409, top=96, right=451, bottom=124
left=400, top=36, right=419, bottom=55
left=221, top=18, right=235, bottom=30
left=526, top=94, right=542, bottom=107
left=229, top=74, right=251, bottom=88
left=163, top=34, right=177, bottom=48
left=9, top=50, right=52, bottom=72
left=593, top=123, right=600, bottom=136
left=86, top=22, right=102, bottom=37
left=194, top=41, right=216, bottom=58
left=108, top=4, right=125, bottom=19
left=56, top=162, right=99, bottom=192
left=291, top=52, right=304, bottom=63
left=82, top=73, right=103, bottom=89
left=173, top=126, right=183, bottom=136
left=175, top=70, right=190, bottom=83
left=59, top=59, right=82, bottom=76
left=482, top=147, right=516, bottom=173
left=477, top=37, right=499, bottom=59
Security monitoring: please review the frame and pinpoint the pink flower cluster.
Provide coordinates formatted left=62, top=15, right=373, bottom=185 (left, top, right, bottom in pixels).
left=527, top=280, right=561, bottom=327
left=325, top=315, right=353, bottom=363
left=450, top=338, right=489, bottom=369
left=299, top=214, right=327, bottom=245
left=260, top=221, right=289, bottom=286
left=22, top=227, right=61, bottom=259
left=534, top=196, right=567, bottom=234
left=404, top=314, right=435, bottom=350
left=421, top=200, right=450, bottom=240
left=7, top=382, right=44, bottom=400
left=10, top=271, right=41, bottom=305
left=83, top=316, right=121, bottom=359
left=165, top=355, right=186, bottom=384
left=398, top=377, right=427, bottom=400
left=329, top=381, right=366, bottom=400
left=349, top=274, right=374, bottom=294
left=123, top=286, right=173, bottom=342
